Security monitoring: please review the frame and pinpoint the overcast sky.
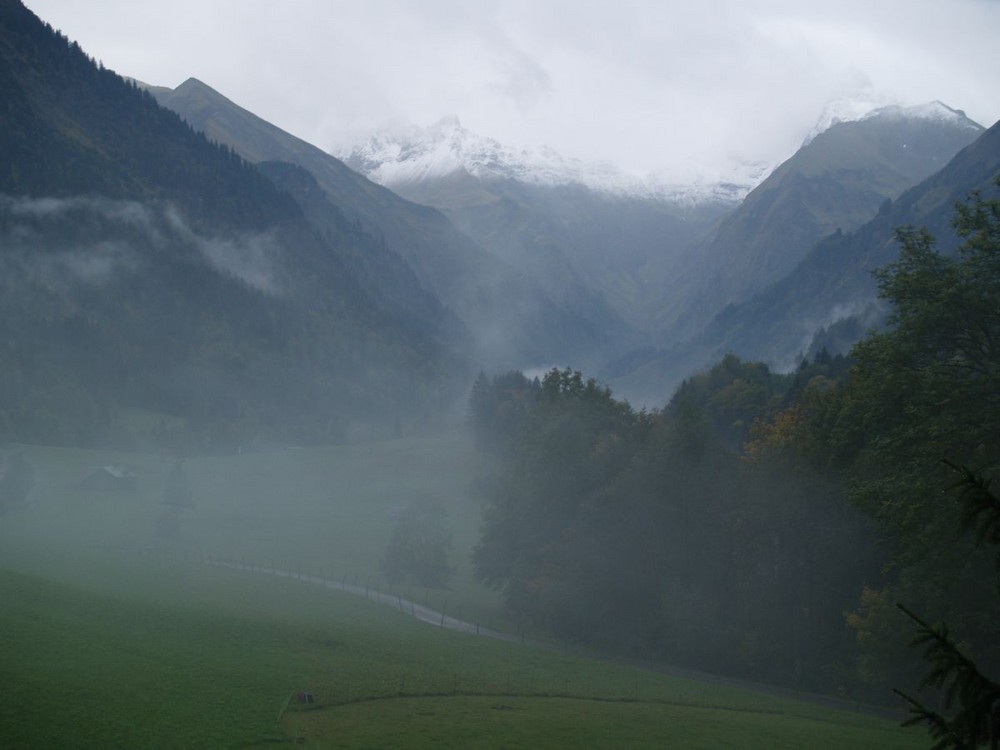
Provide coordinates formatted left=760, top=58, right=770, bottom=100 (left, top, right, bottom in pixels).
left=22, top=0, right=1000, bottom=176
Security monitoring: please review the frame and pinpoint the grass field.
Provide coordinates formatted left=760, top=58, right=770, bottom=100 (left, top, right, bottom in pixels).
left=0, top=433, right=926, bottom=748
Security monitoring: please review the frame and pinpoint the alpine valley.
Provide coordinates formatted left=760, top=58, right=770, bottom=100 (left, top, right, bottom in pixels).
left=342, top=102, right=986, bottom=404
left=6, top=3, right=1000, bottom=747
left=1, top=0, right=996, bottom=441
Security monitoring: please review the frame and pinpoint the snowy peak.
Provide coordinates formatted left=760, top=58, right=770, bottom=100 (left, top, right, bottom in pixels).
left=345, top=116, right=535, bottom=185
left=343, top=101, right=980, bottom=206
left=342, top=117, right=766, bottom=204
left=861, top=101, right=982, bottom=130
left=805, top=99, right=982, bottom=145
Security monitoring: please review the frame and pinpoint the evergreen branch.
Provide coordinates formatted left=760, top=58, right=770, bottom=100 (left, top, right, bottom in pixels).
left=942, top=460, right=1000, bottom=573
left=896, top=602, right=1000, bottom=748
left=893, top=688, right=963, bottom=750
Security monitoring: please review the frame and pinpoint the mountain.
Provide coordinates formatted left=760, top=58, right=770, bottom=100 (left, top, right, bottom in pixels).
left=344, top=106, right=981, bottom=379
left=703, top=116, right=1000, bottom=369
left=345, top=115, right=772, bottom=204
left=656, top=101, right=984, bottom=342
left=612, top=115, right=1000, bottom=405
left=0, top=0, right=462, bottom=446
left=151, top=78, right=623, bottom=371
left=344, top=117, right=737, bottom=347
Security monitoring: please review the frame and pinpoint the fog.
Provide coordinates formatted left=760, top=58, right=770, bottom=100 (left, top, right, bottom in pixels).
left=4, top=2, right=998, bottom=747
left=0, top=195, right=285, bottom=294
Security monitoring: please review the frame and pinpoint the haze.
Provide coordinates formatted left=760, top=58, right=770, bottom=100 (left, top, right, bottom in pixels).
left=4, top=2, right=1000, bottom=747
left=23, top=0, right=1000, bottom=175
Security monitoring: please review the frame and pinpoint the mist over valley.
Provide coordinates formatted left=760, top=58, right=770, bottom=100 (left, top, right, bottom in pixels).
left=2, top=1, right=1000, bottom=747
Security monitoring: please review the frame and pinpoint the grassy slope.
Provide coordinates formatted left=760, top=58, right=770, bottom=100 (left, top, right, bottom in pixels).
left=0, top=434, right=924, bottom=749
left=0, top=565, right=923, bottom=750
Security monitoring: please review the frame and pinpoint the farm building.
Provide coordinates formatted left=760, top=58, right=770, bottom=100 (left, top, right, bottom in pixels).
left=79, top=465, right=138, bottom=492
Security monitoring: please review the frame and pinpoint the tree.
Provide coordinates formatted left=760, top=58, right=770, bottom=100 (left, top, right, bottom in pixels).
left=161, top=462, right=194, bottom=509
left=381, top=498, right=453, bottom=589
left=894, top=465, right=1000, bottom=750
left=841, top=180, right=1000, bottom=743
left=467, top=370, right=538, bottom=454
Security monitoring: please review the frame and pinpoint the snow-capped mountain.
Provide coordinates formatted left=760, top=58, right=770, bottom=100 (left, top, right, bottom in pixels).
left=346, top=100, right=973, bottom=206
left=342, top=116, right=770, bottom=205
left=861, top=100, right=982, bottom=129
left=803, top=99, right=980, bottom=145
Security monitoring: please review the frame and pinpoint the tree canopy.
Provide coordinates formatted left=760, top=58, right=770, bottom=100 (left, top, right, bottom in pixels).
left=469, top=180, right=1000, bottom=719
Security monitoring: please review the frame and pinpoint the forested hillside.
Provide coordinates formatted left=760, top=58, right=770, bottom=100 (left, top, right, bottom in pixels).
left=703, top=117, right=1000, bottom=369
left=613, top=118, right=1000, bottom=406
left=0, top=1, right=463, bottom=448
left=469, top=182, right=1000, bottom=728
left=660, top=103, right=983, bottom=344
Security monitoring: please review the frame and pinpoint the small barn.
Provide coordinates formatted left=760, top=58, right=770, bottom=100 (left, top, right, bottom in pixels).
left=79, top=465, right=138, bottom=492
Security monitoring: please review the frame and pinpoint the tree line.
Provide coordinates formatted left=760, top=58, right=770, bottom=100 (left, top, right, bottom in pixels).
left=470, top=181, right=1000, bottom=744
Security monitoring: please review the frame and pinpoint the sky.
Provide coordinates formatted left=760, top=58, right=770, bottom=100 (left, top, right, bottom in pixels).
left=22, top=0, right=1000, bottom=178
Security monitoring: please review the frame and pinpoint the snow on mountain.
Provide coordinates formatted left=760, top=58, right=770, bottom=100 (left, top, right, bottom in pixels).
left=342, top=116, right=769, bottom=205
left=802, top=92, right=893, bottom=145
left=343, top=100, right=980, bottom=206
left=861, top=100, right=982, bottom=130
left=804, top=98, right=981, bottom=145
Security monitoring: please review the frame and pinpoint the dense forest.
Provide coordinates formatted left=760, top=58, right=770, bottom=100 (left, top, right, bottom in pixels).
left=469, top=183, right=1000, bottom=735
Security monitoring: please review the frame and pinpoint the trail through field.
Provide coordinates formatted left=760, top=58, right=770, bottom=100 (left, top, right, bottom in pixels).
left=207, top=556, right=522, bottom=643
left=205, top=556, right=900, bottom=720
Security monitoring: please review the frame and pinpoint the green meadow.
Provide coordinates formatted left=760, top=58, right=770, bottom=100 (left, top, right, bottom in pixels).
left=0, top=434, right=924, bottom=749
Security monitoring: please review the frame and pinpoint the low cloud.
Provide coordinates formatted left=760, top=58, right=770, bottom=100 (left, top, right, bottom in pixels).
left=0, top=195, right=281, bottom=294
left=198, top=232, right=281, bottom=294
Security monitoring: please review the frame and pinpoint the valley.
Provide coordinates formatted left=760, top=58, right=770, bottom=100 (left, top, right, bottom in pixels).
left=2, top=1, right=999, bottom=747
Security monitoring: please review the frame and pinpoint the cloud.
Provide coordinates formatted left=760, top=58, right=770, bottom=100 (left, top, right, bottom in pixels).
left=161, top=205, right=282, bottom=294
left=0, top=196, right=147, bottom=292
left=197, top=233, right=281, bottom=294
left=0, top=195, right=281, bottom=294
left=22, top=0, right=1000, bottom=177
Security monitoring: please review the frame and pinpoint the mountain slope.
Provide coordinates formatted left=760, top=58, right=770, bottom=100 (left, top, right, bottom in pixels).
left=0, top=10, right=298, bottom=231
left=704, top=116, right=1000, bottom=368
left=0, top=0, right=461, bottom=445
left=612, top=116, right=1000, bottom=405
left=344, top=117, right=733, bottom=344
left=658, top=102, right=984, bottom=342
left=152, top=77, right=621, bottom=369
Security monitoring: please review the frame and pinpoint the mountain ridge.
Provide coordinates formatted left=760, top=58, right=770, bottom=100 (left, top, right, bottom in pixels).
left=650, top=100, right=985, bottom=343
left=344, top=115, right=772, bottom=205
left=609, top=116, right=1000, bottom=406
left=151, top=76, right=632, bottom=371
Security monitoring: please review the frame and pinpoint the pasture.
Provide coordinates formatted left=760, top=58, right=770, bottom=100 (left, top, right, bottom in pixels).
left=0, top=434, right=924, bottom=748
